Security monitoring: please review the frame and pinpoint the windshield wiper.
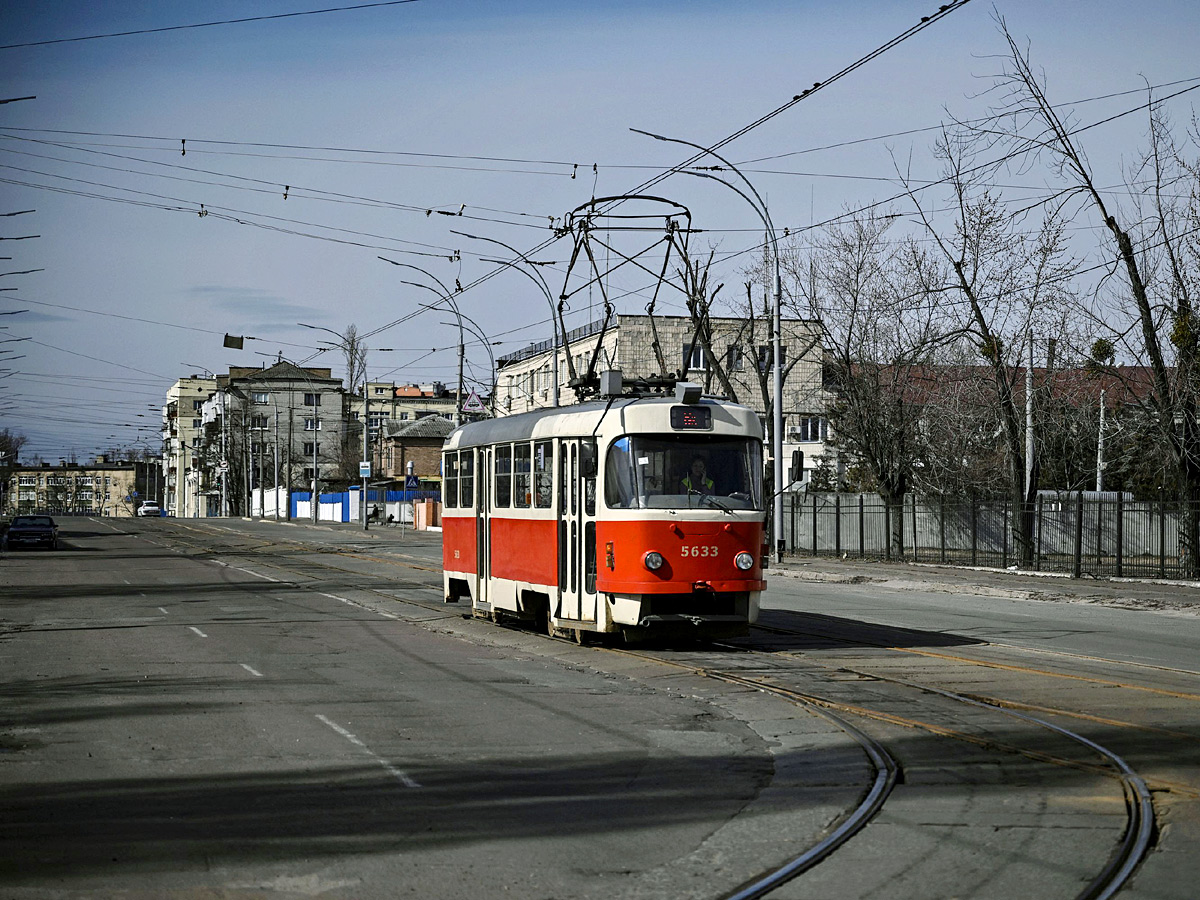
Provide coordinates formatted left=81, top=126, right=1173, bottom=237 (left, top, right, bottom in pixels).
left=686, top=489, right=733, bottom=515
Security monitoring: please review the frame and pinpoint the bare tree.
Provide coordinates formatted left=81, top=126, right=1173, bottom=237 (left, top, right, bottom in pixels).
left=983, top=19, right=1200, bottom=571
left=901, top=119, right=1076, bottom=566
left=787, top=207, right=960, bottom=556
left=341, top=324, right=369, bottom=395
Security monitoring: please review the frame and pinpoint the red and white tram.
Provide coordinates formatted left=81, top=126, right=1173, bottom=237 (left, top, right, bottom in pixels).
left=442, top=383, right=767, bottom=640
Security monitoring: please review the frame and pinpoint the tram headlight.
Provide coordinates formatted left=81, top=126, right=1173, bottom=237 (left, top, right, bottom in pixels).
left=643, top=551, right=665, bottom=571
left=734, top=551, right=755, bottom=571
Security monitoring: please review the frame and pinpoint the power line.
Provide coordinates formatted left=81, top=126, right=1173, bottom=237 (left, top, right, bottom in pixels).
left=0, top=1, right=422, bottom=51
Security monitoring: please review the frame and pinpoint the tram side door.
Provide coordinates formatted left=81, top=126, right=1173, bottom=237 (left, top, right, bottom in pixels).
left=557, top=439, right=597, bottom=625
left=475, top=447, right=491, bottom=612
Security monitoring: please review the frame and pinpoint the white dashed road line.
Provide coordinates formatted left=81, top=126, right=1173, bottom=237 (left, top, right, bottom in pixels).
left=315, top=714, right=420, bottom=788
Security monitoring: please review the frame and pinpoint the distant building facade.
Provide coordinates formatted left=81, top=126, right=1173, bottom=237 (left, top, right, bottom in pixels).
left=4, top=457, right=149, bottom=517
left=376, top=415, right=456, bottom=490
left=495, top=314, right=833, bottom=487
left=163, top=375, right=217, bottom=518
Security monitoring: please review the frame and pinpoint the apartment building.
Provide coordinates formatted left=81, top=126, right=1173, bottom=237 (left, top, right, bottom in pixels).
left=5, top=457, right=148, bottom=517
left=495, top=313, right=832, bottom=485
left=162, top=375, right=217, bottom=518
left=355, top=381, right=459, bottom=449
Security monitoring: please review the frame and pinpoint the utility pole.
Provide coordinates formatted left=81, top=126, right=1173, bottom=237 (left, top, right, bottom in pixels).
left=361, top=377, right=370, bottom=531
left=1096, top=388, right=1106, bottom=492
left=1025, top=330, right=1034, bottom=500
left=220, top=391, right=228, bottom=517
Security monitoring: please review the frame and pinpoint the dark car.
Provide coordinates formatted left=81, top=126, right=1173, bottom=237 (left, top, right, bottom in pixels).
left=5, top=515, right=59, bottom=550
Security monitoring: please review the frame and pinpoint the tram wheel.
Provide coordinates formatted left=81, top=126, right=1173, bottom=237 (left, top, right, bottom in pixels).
left=573, top=628, right=587, bottom=645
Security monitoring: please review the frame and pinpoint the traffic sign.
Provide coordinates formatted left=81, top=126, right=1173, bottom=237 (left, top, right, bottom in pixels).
left=359, top=461, right=371, bottom=478
left=461, top=391, right=485, bottom=413
left=404, top=474, right=419, bottom=490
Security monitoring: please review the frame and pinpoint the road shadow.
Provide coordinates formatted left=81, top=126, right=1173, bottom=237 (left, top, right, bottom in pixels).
left=743, top=608, right=985, bottom=650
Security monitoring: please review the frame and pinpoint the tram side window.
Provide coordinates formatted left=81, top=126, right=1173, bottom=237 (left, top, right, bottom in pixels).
left=534, top=440, right=553, bottom=508
left=460, top=450, right=474, bottom=508
left=443, top=453, right=459, bottom=509
left=494, top=444, right=512, bottom=508
left=514, top=442, right=532, bottom=508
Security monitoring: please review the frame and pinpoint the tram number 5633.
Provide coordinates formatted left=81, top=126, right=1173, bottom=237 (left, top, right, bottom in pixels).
left=681, top=545, right=719, bottom=558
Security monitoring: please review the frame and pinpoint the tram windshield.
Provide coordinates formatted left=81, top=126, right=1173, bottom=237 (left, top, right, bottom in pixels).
left=605, top=435, right=764, bottom=510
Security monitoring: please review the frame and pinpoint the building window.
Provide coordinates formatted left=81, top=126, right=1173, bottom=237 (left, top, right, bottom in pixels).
left=303, top=467, right=320, bottom=483
left=252, top=392, right=269, bottom=404
left=304, top=393, right=321, bottom=406
left=790, top=416, right=827, bottom=442
left=78, top=491, right=93, bottom=501
left=758, top=344, right=787, bottom=373
left=374, top=386, right=388, bottom=395
left=250, top=415, right=268, bottom=429
left=303, top=442, right=320, bottom=456
left=304, top=418, right=321, bottom=431
left=726, top=346, right=744, bottom=372
left=682, top=342, right=708, bottom=371
left=193, top=400, right=204, bottom=411
left=78, top=476, right=92, bottom=486
left=193, top=419, right=202, bottom=428
left=18, top=475, right=35, bottom=486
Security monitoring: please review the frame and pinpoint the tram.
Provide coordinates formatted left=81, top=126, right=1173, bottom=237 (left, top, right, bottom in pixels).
left=441, top=380, right=767, bottom=641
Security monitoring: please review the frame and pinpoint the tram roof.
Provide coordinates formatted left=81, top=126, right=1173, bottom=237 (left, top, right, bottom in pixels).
left=444, top=395, right=762, bottom=450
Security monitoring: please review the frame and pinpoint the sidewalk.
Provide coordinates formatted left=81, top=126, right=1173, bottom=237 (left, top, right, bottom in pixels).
left=774, top=554, right=1200, bottom=615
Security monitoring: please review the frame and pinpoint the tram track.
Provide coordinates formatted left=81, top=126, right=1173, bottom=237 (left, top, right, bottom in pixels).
left=145, top=521, right=1169, bottom=898
left=604, top=641, right=1157, bottom=900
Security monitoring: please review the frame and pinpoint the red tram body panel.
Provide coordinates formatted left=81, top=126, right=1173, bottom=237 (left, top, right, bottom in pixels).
left=441, top=391, right=767, bottom=638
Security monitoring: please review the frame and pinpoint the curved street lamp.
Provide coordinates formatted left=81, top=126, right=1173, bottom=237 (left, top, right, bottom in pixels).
left=632, top=127, right=786, bottom=564
left=452, top=230, right=561, bottom=408
left=378, top=258, right=466, bottom=424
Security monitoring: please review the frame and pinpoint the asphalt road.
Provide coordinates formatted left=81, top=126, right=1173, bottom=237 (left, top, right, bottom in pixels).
left=3, top=515, right=1199, bottom=899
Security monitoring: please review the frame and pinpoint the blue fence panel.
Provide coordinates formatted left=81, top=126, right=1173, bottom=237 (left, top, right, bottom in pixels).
left=290, top=488, right=441, bottom=519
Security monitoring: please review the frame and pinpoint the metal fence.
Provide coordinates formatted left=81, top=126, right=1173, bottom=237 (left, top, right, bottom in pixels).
left=781, top=491, right=1200, bottom=579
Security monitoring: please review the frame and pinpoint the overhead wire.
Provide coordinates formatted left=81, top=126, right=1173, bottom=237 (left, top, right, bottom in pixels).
left=0, top=1, right=423, bottom=51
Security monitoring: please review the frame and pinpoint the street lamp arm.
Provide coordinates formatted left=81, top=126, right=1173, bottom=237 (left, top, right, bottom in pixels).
left=632, top=126, right=786, bottom=564
left=452, top=229, right=560, bottom=407
left=380, top=258, right=468, bottom=424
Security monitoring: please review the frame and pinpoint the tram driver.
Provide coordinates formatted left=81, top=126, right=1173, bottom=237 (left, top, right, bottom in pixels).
left=680, top=455, right=715, bottom=495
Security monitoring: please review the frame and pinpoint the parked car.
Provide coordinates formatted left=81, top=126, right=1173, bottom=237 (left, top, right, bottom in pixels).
left=137, top=501, right=161, bottom=517
left=5, top=515, right=59, bottom=550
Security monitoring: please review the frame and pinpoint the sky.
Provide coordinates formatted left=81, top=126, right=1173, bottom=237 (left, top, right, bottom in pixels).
left=1, top=0, right=1198, bottom=461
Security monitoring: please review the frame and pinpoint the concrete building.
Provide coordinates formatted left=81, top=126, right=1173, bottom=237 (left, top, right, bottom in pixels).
left=356, top=381, right=458, bottom=448
left=214, top=362, right=350, bottom=518
left=5, top=457, right=149, bottom=517
left=376, top=415, right=456, bottom=490
left=162, top=375, right=217, bottom=519
left=495, top=313, right=833, bottom=486
left=164, top=363, right=354, bottom=518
